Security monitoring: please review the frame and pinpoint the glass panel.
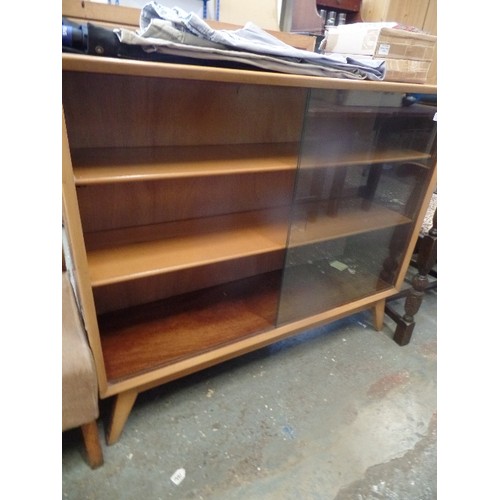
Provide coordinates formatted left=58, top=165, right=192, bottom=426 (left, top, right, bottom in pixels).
left=277, top=89, right=437, bottom=325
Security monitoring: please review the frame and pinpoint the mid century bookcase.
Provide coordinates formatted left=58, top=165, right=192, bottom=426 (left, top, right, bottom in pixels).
left=62, top=53, right=437, bottom=444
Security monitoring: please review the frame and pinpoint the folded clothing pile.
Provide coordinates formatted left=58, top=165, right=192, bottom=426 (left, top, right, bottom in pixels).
left=63, top=1, right=386, bottom=81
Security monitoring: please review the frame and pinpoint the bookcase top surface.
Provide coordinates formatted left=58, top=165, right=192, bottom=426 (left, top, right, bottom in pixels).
left=62, top=54, right=437, bottom=94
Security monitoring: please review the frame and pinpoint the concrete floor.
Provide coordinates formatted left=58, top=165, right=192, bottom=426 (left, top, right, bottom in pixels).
left=62, top=285, right=437, bottom=500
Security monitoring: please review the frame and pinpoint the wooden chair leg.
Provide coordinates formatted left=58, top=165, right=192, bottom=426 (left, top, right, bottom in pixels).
left=81, top=420, right=103, bottom=469
left=107, top=389, right=138, bottom=445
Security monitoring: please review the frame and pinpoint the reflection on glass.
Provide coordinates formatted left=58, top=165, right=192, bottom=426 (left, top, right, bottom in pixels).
left=277, top=89, right=437, bottom=325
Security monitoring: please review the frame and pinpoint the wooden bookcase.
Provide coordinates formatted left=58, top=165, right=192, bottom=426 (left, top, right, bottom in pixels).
left=62, top=53, right=437, bottom=444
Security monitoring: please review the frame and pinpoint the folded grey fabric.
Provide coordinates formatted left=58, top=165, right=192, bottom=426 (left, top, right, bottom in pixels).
left=116, top=2, right=386, bottom=81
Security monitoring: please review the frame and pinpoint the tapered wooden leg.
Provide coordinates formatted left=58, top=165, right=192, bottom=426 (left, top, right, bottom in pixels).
left=81, top=420, right=103, bottom=469
left=107, top=390, right=138, bottom=445
left=372, top=299, right=385, bottom=331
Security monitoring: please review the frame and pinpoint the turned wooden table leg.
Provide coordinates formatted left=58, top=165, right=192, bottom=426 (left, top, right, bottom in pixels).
left=392, top=277, right=423, bottom=346
left=107, top=389, right=138, bottom=445
left=391, top=209, right=437, bottom=346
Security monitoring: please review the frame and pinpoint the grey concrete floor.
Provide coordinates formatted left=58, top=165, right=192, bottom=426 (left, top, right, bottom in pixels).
left=62, top=286, right=437, bottom=500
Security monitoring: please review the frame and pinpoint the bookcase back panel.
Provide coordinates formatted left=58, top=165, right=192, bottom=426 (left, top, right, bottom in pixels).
left=77, top=171, right=295, bottom=234
left=62, top=72, right=307, bottom=148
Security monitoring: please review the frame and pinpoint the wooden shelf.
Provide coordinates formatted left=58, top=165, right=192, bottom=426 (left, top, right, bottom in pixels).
left=85, top=208, right=289, bottom=287
left=302, top=147, right=431, bottom=169
left=309, top=102, right=437, bottom=118
left=85, top=202, right=411, bottom=287
left=72, top=143, right=430, bottom=186
left=289, top=202, right=412, bottom=247
left=72, top=143, right=299, bottom=185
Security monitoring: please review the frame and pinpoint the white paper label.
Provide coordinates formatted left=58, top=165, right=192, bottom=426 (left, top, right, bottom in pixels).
left=377, top=43, right=390, bottom=56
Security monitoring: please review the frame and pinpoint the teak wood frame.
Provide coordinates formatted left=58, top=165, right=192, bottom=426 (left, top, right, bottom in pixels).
left=62, top=53, right=437, bottom=445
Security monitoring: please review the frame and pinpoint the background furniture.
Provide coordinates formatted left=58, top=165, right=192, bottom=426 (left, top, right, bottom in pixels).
left=385, top=202, right=437, bottom=345
left=62, top=271, right=103, bottom=469
left=280, top=0, right=362, bottom=34
left=360, top=0, right=437, bottom=84
left=280, top=0, right=437, bottom=84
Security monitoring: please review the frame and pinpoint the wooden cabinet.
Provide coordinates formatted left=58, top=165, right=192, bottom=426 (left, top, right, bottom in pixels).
left=317, top=0, right=361, bottom=15
left=280, top=0, right=362, bottom=33
left=62, top=54, right=437, bottom=444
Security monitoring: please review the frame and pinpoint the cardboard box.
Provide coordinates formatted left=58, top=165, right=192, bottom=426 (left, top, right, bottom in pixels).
left=382, top=58, right=432, bottom=84
left=324, top=22, right=436, bottom=60
left=323, top=22, right=436, bottom=83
